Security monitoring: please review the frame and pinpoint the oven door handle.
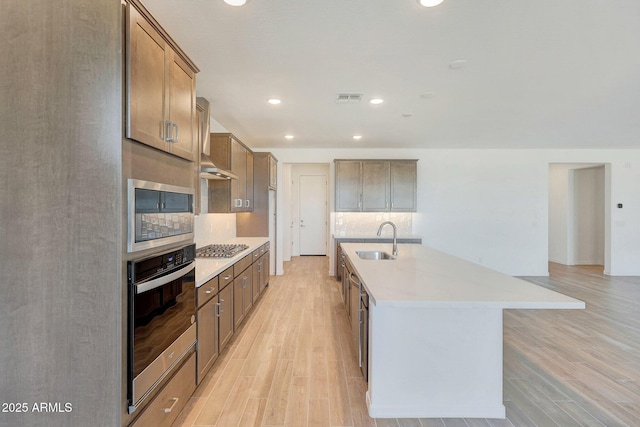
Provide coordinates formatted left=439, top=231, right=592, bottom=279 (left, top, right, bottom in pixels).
left=135, top=262, right=195, bottom=294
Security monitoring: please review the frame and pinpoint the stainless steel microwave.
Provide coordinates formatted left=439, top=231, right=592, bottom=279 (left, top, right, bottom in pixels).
left=127, top=179, right=195, bottom=253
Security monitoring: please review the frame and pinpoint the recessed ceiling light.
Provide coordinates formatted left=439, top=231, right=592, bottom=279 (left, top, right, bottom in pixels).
left=449, top=60, right=468, bottom=69
left=224, top=0, right=247, bottom=6
left=418, top=0, right=444, bottom=7
left=353, top=135, right=363, bottom=140
left=267, top=98, right=281, bottom=105
left=284, top=134, right=294, bottom=140
left=369, top=98, right=384, bottom=105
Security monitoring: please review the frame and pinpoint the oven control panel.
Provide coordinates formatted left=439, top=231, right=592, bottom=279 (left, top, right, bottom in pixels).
left=129, top=243, right=196, bottom=285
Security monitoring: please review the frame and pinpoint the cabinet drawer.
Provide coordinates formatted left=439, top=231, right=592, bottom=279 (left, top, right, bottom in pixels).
left=234, top=254, right=252, bottom=277
left=219, top=266, right=234, bottom=289
left=131, top=351, right=196, bottom=427
left=197, top=276, right=218, bottom=308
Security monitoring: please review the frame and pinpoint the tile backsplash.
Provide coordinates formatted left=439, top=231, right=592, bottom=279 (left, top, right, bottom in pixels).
left=194, top=213, right=236, bottom=248
left=334, top=212, right=413, bottom=237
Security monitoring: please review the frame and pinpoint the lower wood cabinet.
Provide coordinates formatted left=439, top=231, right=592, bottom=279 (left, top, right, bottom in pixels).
left=233, top=267, right=253, bottom=329
left=260, top=251, right=270, bottom=293
left=252, top=259, right=261, bottom=303
left=196, top=276, right=219, bottom=384
left=218, top=282, right=234, bottom=350
left=131, top=352, right=196, bottom=427
left=193, top=244, right=271, bottom=391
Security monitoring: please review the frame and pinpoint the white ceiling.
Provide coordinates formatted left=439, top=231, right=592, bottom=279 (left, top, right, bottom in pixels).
left=142, top=0, right=640, bottom=149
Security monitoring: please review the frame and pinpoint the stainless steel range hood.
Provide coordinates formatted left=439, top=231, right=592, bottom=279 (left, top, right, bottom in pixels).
left=197, top=97, right=237, bottom=181
left=200, top=153, right=238, bottom=180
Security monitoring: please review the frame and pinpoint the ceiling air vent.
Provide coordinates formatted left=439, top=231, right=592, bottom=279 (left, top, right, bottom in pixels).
left=336, top=93, right=363, bottom=104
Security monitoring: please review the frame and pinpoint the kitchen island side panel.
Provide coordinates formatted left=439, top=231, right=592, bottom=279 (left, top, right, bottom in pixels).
left=367, top=304, right=505, bottom=418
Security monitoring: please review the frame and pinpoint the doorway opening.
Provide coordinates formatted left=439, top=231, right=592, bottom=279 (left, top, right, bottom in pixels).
left=283, top=163, right=330, bottom=258
left=548, top=163, right=610, bottom=274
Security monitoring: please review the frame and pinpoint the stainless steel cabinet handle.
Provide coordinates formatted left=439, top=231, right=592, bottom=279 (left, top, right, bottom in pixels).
left=358, top=310, right=362, bottom=368
left=349, top=272, right=360, bottom=286
left=224, top=275, right=231, bottom=280
left=164, top=120, right=173, bottom=142
left=245, top=199, right=250, bottom=208
left=172, top=123, right=179, bottom=142
left=205, top=287, right=215, bottom=294
left=258, top=262, right=261, bottom=273
left=215, top=302, right=221, bottom=317
left=220, top=299, right=225, bottom=314
left=163, top=398, right=179, bottom=413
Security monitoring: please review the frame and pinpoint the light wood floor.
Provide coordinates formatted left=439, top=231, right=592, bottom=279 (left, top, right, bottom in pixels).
left=172, top=258, right=640, bottom=427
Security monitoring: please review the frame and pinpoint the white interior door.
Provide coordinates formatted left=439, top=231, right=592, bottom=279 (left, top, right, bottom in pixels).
left=299, top=175, right=327, bottom=255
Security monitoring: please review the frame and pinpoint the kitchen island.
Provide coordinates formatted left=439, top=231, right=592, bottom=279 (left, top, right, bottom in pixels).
left=340, top=243, right=585, bottom=419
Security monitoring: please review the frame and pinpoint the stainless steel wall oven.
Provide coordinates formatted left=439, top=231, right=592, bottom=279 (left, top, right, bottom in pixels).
left=127, top=244, right=196, bottom=413
left=127, top=179, right=195, bottom=253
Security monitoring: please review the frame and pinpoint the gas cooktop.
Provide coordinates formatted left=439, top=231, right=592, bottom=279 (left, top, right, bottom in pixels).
left=196, top=244, right=249, bottom=258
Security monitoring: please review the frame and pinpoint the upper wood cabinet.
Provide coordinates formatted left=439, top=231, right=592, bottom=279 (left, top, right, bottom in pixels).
left=208, top=133, right=254, bottom=212
left=237, top=152, right=277, bottom=238
left=334, top=160, right=417, bottom=212
left=362, top=161, right=390, bottom=211
left=125, top=1, right=198, bottom=162
left=390, top=160, right=418, bottom=212
left=335, top=160, right=362, bottom=211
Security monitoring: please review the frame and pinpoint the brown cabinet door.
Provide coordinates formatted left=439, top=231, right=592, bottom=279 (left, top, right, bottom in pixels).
left=218, top=284, right=233, bottom=350
left=230, top=139, right=247, bottom=212
left=362, top=161, right=390, bottom=211
left=262, top=252, right=270, bottom=292
left=233, top=279, right=244, bottom=329
left=335, top=160, right=362, bottom=212
left=167, top=51, right=196, bottom=161
left=233, top=268, right=253, bottom=329
left=243, top=267, right=253, bottom=313
left=126, top=4, right=167, bottom=150
left=252, top=260, right=261, bottom=303
left=390, top=161, right=417, bottom=212
left=196, top=295, right=218, bottom=384
left=131, top=353, right=196, bottom=427
left=245, top=151, right=254, bottom=211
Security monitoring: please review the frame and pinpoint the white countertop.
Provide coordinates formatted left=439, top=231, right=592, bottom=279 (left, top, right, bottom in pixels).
left=340, top=243, right=585, bottom=309
left=195, top=237, right=269, bottom=287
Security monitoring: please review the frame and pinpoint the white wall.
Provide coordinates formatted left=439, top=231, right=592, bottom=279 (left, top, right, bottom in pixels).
left=574, top=166, right=605, bottom=265
left=549, top=164, right=573, bottom=264
left=194, top=213, right=236, bottom=247
left=266, top=148, right=640, bottom=276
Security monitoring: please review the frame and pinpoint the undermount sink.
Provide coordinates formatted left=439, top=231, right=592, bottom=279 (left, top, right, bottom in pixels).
left=356, top=250, right=395, bottom=260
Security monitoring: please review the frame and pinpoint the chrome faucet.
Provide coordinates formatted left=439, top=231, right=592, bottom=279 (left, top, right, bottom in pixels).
left=377, top=221, right=398, bottom=256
